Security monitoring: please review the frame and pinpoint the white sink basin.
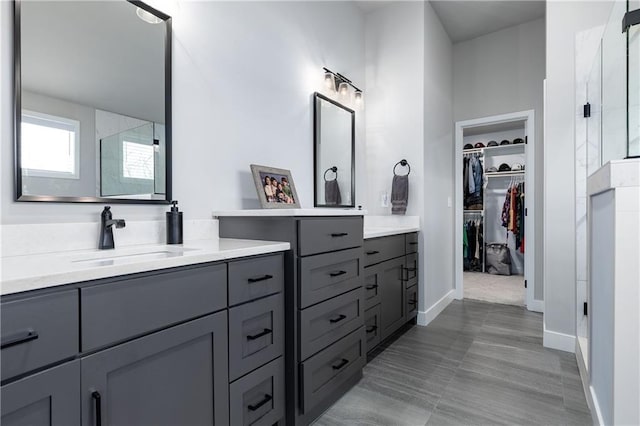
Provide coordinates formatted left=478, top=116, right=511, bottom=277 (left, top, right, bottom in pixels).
left=72, top=247, right=200, bottom=266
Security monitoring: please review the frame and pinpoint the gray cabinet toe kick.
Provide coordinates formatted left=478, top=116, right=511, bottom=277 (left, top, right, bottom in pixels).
left=1, top=251, right=286, bottom=426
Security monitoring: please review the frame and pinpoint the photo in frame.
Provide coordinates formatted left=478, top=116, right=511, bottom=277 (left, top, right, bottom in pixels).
left=250, top=164, right=301, bottom=209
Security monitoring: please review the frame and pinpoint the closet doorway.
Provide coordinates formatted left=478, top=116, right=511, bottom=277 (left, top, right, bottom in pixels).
left=454, top=110, right=540, bottom=312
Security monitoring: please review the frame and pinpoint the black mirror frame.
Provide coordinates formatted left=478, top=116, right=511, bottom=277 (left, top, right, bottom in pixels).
left=313, top=92, right=356, bottom=208
left=13, top=0, right=172, bottom=204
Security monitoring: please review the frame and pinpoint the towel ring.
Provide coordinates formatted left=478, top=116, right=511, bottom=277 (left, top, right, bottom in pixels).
left=324, top=166, right=338, bottom=182
left=393, top=159, right=411, bottom=176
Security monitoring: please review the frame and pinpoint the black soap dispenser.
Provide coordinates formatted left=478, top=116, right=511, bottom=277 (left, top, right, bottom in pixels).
left=166, top=200, right=183, bottom=244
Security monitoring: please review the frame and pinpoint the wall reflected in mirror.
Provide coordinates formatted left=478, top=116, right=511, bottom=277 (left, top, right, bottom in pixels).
left=16, top=0, right=171, bottom=202
left=314, top=93, right=355, bottom=207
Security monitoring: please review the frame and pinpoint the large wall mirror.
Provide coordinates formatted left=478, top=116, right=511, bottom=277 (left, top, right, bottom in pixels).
left=14, top=0, right=171, bottom=203
left=313, top=93, right=355, bottom=207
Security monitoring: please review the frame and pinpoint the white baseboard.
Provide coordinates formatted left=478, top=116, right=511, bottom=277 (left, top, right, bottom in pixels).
left=417, top=289, right=455, bottom=326
left=527, top=298, right=544, bottom=313
left=543, top=325, right=575, bottom=353
left=575, top=340, right=598, bottom=425
left=590, top=386, right=605, bottom=426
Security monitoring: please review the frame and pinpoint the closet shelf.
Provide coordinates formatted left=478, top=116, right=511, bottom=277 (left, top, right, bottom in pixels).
left=485, top=171, right=525, bottom=178
left=463, top=210, right=483, bottom=214
left=463, top=143, right=525, bottom=156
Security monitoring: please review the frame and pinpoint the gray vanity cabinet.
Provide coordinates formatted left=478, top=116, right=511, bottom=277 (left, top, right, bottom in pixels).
left=1, top=360, right=80, bottom=426
left=363, top=232, right=419, bottom=354
left=218, top=215, right=365, bottom=425
left=2, top=251, right=287, bottom=426
left=81, top=311, right=229, bottom=426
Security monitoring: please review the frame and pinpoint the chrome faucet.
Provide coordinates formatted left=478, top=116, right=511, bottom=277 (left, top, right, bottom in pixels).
left=99, top=206, right=126, bottom=250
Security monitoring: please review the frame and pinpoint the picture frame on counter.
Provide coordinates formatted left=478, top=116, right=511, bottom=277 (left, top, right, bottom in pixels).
left=250, top=164, right=301, bottom=209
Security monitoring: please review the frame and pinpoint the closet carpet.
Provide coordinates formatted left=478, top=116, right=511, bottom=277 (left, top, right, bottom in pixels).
left=463, top=271, right=525, bottom=306
left=313, top=300, right=591, bottom=426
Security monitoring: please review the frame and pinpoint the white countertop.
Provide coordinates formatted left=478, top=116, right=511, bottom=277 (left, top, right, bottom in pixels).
left=0, top=238, right=290, bottom=296
left=213, top=208, right=365, bottom=217
left=364, top=226, right=420, bottom=239
left=588, top=158, right=640, bottom=196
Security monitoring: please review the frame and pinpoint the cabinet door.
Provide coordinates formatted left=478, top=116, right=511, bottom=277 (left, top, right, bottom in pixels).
left=1, top=360, right=80, bottom=426
left=81, top=312, right=228, bottom=426
left=405, top=285, right=418, bottom=321
left=379, top=257, right=406, bottom=340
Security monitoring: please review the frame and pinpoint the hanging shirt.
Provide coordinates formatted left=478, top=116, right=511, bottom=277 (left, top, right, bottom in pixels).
left=468, top=157, right=476, bottom=195
left=501, top=187, right=511, bottom=228
left=463, top=225, right=468, bottom=258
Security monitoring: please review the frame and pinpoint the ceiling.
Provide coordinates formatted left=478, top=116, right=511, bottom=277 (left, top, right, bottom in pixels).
left=354, top=1, right=545, bottom=44
left=430, top=1, right=545, bottom=43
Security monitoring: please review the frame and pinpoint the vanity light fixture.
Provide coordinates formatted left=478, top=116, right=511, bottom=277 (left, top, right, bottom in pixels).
left=323, top=67, right=363, bottom=104
left=354, top=90, right=363, bottom=104
left=136, top=7, right=163, bottom=24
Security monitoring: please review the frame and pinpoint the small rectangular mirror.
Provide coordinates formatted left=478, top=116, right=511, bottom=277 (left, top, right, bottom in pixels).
left=313, top=93, right=355, bottom=207
left=14, top=0, right=171, bottom=203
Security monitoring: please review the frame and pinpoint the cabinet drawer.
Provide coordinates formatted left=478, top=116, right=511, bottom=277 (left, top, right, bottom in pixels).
left=365, top=304, right=381, bottom=354
left=298, top=217, right=363, bottom=256
left=81, top=264, right=227, bottom=351
left=405, top=253, right=418, bottom=288
left=300, top=328, right=365, bottom=414
left=230, top=357, right=284, bottom=426
left=299, top=248, right=362, bottom=308
left=406, top=285, right=418, bottom=321
left=299, top=288, right=364, bottom=361
left=405, top=232, right=419, bottom=254
left=363, top=234, right=405, bottom=267
left=364, top=267, right=381, bottom=310
left=229, top=293, right=284, bottom=381
left=228, top=253, right=284, bottom=306
left=1, top=290, right=78, bottom=381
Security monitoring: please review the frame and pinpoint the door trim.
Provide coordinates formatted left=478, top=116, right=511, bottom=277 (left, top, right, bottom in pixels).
left=454, top=109, right=540, bottom=312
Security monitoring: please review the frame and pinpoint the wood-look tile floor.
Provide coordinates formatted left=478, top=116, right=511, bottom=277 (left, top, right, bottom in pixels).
left=313, top=300, right=592, bottom=426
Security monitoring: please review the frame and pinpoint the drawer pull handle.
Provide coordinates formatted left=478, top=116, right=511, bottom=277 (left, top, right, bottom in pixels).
left=248, top=394, right=272, bottom=411
left=405, top=267, right=417, bottom=272
left=248, top=274, right=273, bottom=283
left=247, top=328, right=272, bottom=341
left=366, top=325, right=378, bottom=333
left=329, top=270, right=347, bottom=277
left=1, top=329, right=38, bottom=349
left=332, top=358, right=349, bottom=370
left=331, top=232, right=349, bottom=237
left=409, top=242, right=418, bottom=246
left=366, top=250, right=380, bottom=255
left=408, top=300, right=417, bottom=306
left=329, top=314, right=347, bottom=324
left=92, top=391, right=102, bottom=426
left=365, top=284, right=378, bottom=290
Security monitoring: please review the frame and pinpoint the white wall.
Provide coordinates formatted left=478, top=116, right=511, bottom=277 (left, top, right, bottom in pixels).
left=545, top=0, right=614, bottom=345
left=364, top=2, right=424, bottom=218
left=423, top=2, right=455, bottom=311
left=453, top=18, right=546, bottom=301
left=1, top=1, right=365, bottom=224
left=364, top=2, right=454, bottom=317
